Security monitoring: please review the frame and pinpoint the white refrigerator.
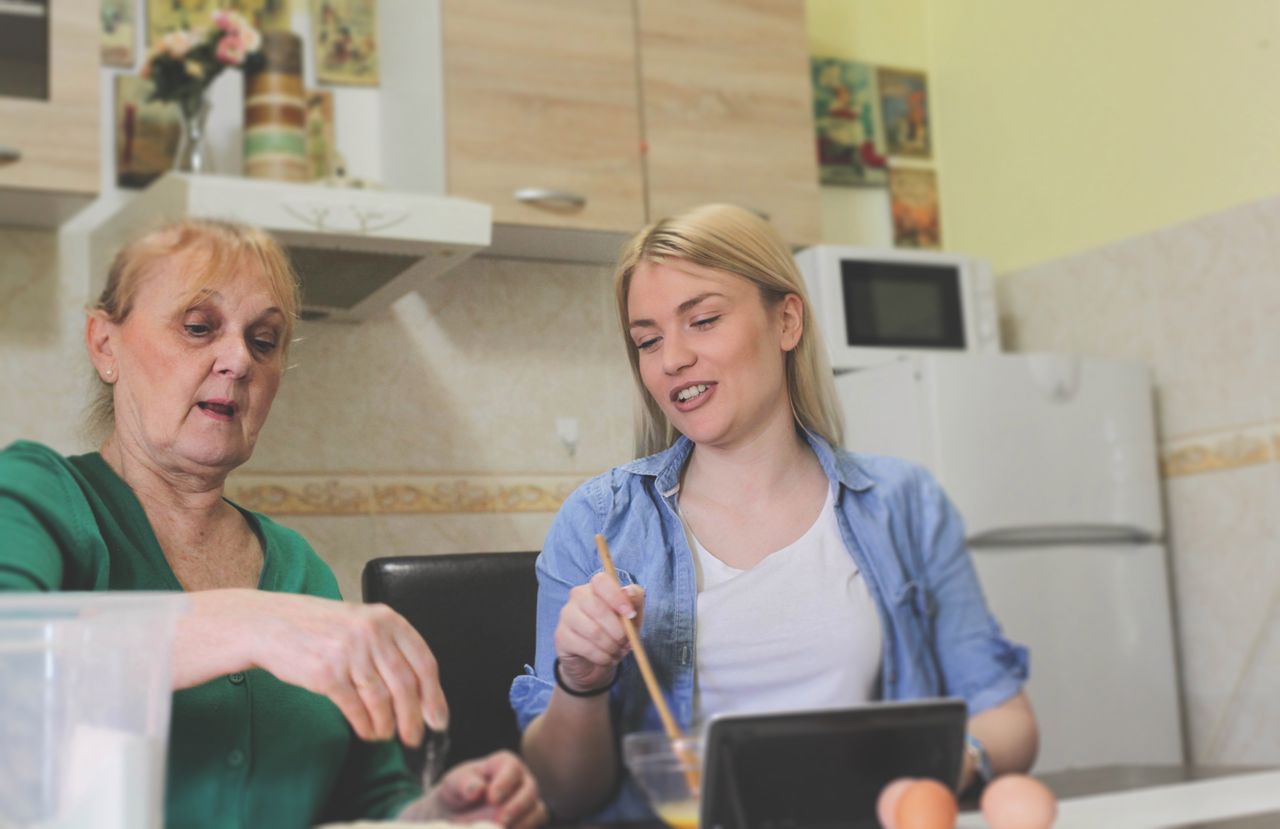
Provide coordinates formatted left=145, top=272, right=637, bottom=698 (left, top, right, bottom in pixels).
left=835, top=352, right=1185, bottom=771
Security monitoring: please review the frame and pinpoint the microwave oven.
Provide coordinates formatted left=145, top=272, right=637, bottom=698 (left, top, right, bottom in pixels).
left=793, top=244, right=1000, bottom=372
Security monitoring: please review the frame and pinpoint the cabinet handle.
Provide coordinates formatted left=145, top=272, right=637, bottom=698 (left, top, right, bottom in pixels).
left=0, top=145, right=21, bottom=165
left=0, top=1, right=47, bottom=16
left=514, top=188, right=587, bottom=209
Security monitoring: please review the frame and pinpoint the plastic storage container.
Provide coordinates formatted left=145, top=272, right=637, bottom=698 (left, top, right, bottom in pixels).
left=0, top=593, right=186, bottom=829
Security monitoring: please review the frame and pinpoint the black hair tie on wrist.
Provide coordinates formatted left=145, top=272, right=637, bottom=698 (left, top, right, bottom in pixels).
left=554, top=657, right=619, bottom=697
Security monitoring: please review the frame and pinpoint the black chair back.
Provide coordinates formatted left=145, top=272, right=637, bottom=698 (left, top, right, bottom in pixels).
left=362, top=551, right=539, bottom=773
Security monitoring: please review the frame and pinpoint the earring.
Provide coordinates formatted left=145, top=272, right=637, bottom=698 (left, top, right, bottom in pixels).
left=105, top=368, right=113, bottom=377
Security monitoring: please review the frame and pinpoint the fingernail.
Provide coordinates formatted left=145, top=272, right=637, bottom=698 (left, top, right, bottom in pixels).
left=424, top=704, right=448, bottom=732
left=619, top=606, right=636, bottom=619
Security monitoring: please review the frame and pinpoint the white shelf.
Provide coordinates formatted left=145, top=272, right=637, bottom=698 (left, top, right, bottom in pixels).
left=63, top=173, right=492, bottom=321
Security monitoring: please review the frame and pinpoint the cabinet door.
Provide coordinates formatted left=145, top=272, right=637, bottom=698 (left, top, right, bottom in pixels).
left=0, top=0, right=99, bottom=197
left=441, top=0, right=646, bottom=232
left=637, top=0, right=821, bottom=245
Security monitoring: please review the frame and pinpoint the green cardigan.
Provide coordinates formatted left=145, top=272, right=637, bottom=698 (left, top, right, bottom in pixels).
left=0, top=440, right=421, bottom=829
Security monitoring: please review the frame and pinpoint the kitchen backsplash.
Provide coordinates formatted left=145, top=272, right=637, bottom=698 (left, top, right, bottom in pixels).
left=999, top=193, right=1280, bottom=766
left=234, top=253, right=639, bottom=597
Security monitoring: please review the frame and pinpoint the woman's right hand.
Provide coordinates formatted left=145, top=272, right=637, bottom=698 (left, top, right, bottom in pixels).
left=176, top=589, right=448, bottom=748
left=552, top=572, right=645, bottom=694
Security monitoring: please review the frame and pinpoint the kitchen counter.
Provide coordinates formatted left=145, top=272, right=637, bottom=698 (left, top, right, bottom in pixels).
left=564, top=765, right=1280, bottom=828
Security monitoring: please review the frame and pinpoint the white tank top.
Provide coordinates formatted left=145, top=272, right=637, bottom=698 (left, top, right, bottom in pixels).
left=686, top=489, right=883, bottom=723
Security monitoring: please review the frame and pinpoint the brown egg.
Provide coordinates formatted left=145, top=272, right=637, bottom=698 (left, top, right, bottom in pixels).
left=895, top=778, right=958, bottom=829
left=980, top=774, right=1058, bottom=829
left=877, top=777, right=916, bottom=829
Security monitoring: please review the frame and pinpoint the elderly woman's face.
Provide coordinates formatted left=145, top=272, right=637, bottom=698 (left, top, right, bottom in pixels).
left=109, top=249, right=286, bottom=474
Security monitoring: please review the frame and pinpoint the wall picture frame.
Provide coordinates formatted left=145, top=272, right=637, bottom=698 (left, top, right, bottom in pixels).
left=889, top=167, right=942, bottom=249
left=305, top=89, right=337, bottom=179
left=311, top=0, right=380, bottom=86
left=811, top=56, right=888, bottom=188
left=147, top=0, right=291, bottom=45
left=878, top=67, right=931, bottom=159
left=101, top=0, right=137, bottom=67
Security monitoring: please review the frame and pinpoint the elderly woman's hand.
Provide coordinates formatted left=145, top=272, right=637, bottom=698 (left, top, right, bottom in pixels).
left=399, top=750, right=548, bottom=828
left=175, top=589, right=448, bottom=747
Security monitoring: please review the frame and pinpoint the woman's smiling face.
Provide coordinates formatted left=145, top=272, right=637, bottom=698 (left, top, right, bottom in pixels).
left=626, top=258, right=802, bottom=450
left=103, top=248, right=287, bottom=475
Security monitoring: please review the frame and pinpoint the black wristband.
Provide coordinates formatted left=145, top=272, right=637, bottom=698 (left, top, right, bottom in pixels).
left=554, top=658, right=618, bottom=698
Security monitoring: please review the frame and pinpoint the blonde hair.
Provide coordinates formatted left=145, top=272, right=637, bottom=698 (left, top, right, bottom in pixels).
left=614, top=204, right=845, bottom=457
left=87, top=218, right=301, bottom=436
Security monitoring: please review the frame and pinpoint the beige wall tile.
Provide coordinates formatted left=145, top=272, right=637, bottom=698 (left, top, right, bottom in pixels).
left=0, top=228, right=97, bottom=453
left=1209, top=616, right=1280, bottom=765
left=1157, top=377, right=1272, bottom=441
left=1147, top=214, right=1268, bottom=389
left=1003, top=194, right=1280, bottom=766
left=1161, top=453, right=1280, bottom=763
left=997, top=258, right=1084, bottom=353
left=1000, top=239, right=1161, bottom=362
left=246, top=256, right=634, bottom=476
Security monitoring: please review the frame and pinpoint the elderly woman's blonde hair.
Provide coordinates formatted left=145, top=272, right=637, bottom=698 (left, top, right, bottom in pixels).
left=87, top=218, right=300, bottom=436
left=614, top=203, right=845, bottom=457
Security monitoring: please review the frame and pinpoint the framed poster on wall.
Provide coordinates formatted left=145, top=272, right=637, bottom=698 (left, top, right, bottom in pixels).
left=889, top=167, right=942, bottom=249
left=878, top=67, right=931, bottom=159
left=811, top=56, right=888, bottom=187
left=311, top=0, right=379, bottom=85
left=101, top=0, right=137, bottom=67
left=147, top=0, right=291, bottom=45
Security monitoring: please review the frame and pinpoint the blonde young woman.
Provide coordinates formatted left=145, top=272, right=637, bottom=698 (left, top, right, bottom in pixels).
left=0, top=220, right=545, bottom=829
left=511, top=204, right=1038, bottom=821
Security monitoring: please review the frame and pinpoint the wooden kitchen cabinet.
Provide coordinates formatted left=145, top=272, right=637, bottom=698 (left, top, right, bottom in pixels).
left=440, top=0, right=647, bottom=233
left=440, top=0, right=821, bottom=246
left=0, top=0, right=100, bottom=227
left=637, top=0, right=821, bottom=246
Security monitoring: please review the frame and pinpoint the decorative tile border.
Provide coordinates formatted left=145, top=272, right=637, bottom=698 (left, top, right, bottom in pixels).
left=227, top=423, right=1268, bottom=518
left=1161, top=423, right=1278, bottom=478
left=226, top=473, right=588, bottom=515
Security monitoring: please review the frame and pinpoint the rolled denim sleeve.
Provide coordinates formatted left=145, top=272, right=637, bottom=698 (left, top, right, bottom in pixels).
left=913, top=467, right=1029, bottom=715
left=510, top=482, right=604, bottom=731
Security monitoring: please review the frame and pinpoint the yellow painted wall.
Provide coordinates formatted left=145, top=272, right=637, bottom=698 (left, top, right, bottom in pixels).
left=929, top=1, right=1280, bottom=274
left=809, top=0, right=1280, bottom=274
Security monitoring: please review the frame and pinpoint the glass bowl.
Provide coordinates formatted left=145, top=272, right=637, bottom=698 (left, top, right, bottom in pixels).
left=622, top=730, right=703, bottom=829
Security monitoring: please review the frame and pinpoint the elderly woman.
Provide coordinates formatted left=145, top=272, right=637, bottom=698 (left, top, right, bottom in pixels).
left=0, top=220, right=546, bottom=829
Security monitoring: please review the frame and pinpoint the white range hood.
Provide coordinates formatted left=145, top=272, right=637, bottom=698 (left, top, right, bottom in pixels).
left=62, top=173, right=492, bottom=321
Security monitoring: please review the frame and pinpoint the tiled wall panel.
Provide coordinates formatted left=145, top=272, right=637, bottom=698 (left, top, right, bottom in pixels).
left=999, top=195, right=1280, bottom=765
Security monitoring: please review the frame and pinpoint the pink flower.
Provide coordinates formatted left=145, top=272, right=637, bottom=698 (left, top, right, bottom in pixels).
left=216, top=33, right=246, bottom=66
left=212, top=9, right=233, bottom=31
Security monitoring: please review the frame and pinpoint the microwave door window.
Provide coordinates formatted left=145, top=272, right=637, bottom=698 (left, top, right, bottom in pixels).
left=841, top=261, right=966, bottom=349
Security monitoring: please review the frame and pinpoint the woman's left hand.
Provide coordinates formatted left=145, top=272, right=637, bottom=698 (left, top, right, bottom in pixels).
left=399, top=750, right=548, bottom=828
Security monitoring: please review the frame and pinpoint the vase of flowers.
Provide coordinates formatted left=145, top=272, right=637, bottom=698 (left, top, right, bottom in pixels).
left=142, top=11, right=264, bottom=174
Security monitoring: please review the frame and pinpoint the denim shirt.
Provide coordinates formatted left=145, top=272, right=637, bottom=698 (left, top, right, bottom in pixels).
left=510, top=431, right=1029, bottom=822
